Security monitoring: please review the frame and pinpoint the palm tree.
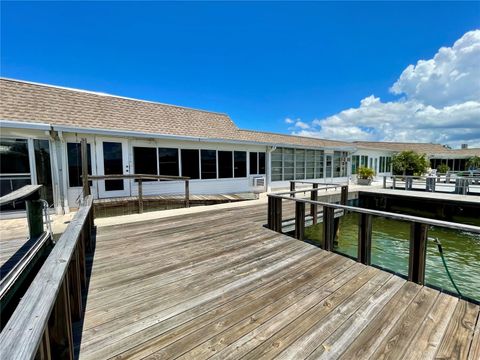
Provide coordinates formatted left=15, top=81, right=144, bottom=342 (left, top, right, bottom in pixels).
left=466, top=156, right=480, bottom=170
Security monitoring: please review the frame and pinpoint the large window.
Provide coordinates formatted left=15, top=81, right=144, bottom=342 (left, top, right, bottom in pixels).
left=249, top=152, right=266, bottom=175
left=181, top=149, right=199, bottom=179
left=219, top=151, right=233, bottom=178
left=234, top=151, right=246, bottom=178
left=306, top=150, right=315, bottom=179
left=0, top=138, right=31, bottom=197
left=283, top=148, right=294, bottom=180
left=333, top=151, right=348, bottom=177
left=295, top=149, right=305, bottom=179
left=315, top=150, right=324, bottom=179
left=352, top=155, right=360, bottom=175
left=158, top=148, right=179, bottom=176
left=271, top=148, right=283, bottom=181
left=67, top=142, right=92, bottom=187
left=133, top=147, right=157, bottom=181
left=201, top=150, right=217, bottom=179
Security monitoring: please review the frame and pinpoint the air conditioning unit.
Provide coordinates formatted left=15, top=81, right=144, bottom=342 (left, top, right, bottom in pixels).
left=251, top=176, right=266, bottom=188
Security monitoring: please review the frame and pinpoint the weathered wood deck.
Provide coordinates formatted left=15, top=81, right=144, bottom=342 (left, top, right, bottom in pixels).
left=76, top=203, right=480, bottom=359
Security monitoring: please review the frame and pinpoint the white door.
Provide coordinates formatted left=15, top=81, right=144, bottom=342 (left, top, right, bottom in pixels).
left=96, top=139, right=131, bottom=198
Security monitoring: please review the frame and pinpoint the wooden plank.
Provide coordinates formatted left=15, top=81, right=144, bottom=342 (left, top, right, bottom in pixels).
left=295, top=201, right=305, bottom=240
left=0, top=184, right=42, bottom=206
left=0, top=197, right=92, bottom=359
left=468, top=308, right=480, bottom=360
left=435, top=300, right=479, bottom=359
left=357, top=213, right=372, bottom=265
left=408, top=222, right=428, bottom=284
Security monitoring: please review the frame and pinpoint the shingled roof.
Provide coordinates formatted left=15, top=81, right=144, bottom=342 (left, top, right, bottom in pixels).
left=353, top=141, right=449, bottom=153
left=0, top=78, right=352, bottom=149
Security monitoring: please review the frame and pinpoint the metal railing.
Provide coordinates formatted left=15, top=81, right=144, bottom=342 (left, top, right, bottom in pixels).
left=87, top=174, right=191, bottom=213
left=383, top=175, right=480, bottom=195
left=267, top=184, right=480, bottom=289
left=0, top=195, right=94, bottom=359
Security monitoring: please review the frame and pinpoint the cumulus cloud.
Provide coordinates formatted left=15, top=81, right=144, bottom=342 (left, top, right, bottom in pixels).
left=290, top=30, right=480, bottom=148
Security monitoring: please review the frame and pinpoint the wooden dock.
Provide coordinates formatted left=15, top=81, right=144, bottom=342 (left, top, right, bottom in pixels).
left=76, top=203, right=480, bottom=359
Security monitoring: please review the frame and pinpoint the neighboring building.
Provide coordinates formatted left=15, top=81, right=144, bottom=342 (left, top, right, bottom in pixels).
left=1, top=78, right=477, bottom=214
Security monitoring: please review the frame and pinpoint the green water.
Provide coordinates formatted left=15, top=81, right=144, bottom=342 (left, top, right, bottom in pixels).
left=304, top=212, right=480, bottom=301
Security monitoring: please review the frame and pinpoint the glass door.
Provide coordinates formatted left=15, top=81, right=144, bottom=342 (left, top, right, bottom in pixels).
left=96, top=139, right=130, bottom=198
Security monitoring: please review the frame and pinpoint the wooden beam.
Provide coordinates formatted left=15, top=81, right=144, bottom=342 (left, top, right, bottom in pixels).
left=81, top=138, right=90, bottom=198
left=358, top=213, right=372, bottom=265
left=273, top=197, right=282, bottom=233
left=408, top=222, right=428, bottom=285
left=47, top=279, right=73, bottom=360
left=138, top=179, right=143, bottom=214
left=310, top=184, right=318, bottom=225
left=294, top=202, right=305, bottom=241
left=341, top=185, right=348, bottom=205
left=185, top=180, right=190, bottom=208
left=290, top=182, right=295, bottom=198
left=322, top=206, right=335, bottom=251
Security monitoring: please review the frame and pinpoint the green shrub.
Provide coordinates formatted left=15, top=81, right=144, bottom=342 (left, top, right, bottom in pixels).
left=437, top=163, right=450, bottom=173
left=357, top=166, right=375, bottom=180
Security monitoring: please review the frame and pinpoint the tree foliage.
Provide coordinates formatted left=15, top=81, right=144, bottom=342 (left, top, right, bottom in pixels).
left=466, top=156, right=480, bottom=169
left=357, top=166, right=375, bottom=180
left=437, top=163, right=450, bottom=173
left=391, top=150, right=429, bottom=176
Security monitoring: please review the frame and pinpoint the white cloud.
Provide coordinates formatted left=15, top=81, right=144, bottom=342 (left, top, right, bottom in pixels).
left=284, top=117, right=295, bottom=124
left=294, top=120, right=310, bottom=129
left=290, top=30, right=480, bottom=148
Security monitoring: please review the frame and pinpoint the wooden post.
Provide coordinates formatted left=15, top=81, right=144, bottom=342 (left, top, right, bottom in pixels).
left=383, top=176, right=387, bottom=189
left=68, top=246, right=83, bottom=321
left=267, top=197, right=273, bottom=229
left=36, top=327, right=52, bottom=360
left=185, top=180, right=190, bottom=208
left=357, top=213, right=372, bottom=265
left=392, top=176, right=396, bottom=189
left=47, top=279, right=74, bottom=360
left=81, top=138, right=90, bottom=198
left=138, top=178, right=143, bottom=214
left=310, top=184, right=318, bottom=224
left=294, top=202, right=305, bottom=241
left=340, top=185, right=348, bottom=205
left=273, top=197, right=282, bottom=233
left=408, top=222, right=428, bottom=285
left=26, top=200, right=44, bottom=239
left=322, top=206, right=335, bottom=251
left=290, top=181, right=295, bottom=198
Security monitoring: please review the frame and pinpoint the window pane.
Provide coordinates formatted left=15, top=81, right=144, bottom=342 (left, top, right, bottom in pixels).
left=306, top=150, right=315, bottom=179
left=181, top=149, right=199, bottom=179
left=234, top=151, right=247, bottom=178
left=249, top=152, right=258, bottom=175
left=295, top=149, right=305, bottom=180
left=0, top=138, right=30, bottom=174
left=315, top=150, right=324, bottom=179
left=218, top=151, right=233, bottom=178
left=67, top=143, right=92, bottom=187
left=34, top=140, right=54, bottom=204
left=158, top=148, right=179, bottom=176
left=103, top=142, right=124, bottom=191
left=284, top=148, right=294, bottom=180
left=133, top=147, right=157, bottom=181
left=201, top=150, right=217, bottom=179
left=271, top=148, right=282, bottom=181
left=259, top=152, right=266, bottom=174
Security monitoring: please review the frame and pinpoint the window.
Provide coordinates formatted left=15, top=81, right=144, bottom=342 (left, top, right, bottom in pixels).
left=295, top=149, right=305, bottom=180
left=315, top=150, right=324, bottom=179
left=352, top=155, right=360, bottom=175
left=181, top=149, right=199, bottom=179
left=158, top=148, right=179, bottom=176
left=271, top=148, right=282, bottom=181
left=201, top=150, right=217, bottom=179
left=67, top=143, right=92, bottom=187
left=306, top=150, right=315, bottom=179
left=133, top=147, right=157, bottom=181
left=361, top=155, right=368, bottom=167
left=333, top=152, right=342, bottom=177
left=249, top=152, right=266, bottom=175
left=249, top=152, right=258, bottom=175
left=218, top=151, right=233, bottom=178
left=259, top=152, right=265, bottom=174
left=0, top=138, right=31, bottom=198
left=283, top=148, right=294, bottom=180
left=234, top=151, right=247, bottom=178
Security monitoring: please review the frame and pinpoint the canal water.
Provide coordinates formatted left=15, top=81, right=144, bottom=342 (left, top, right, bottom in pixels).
left=303, top=211, right=480, bottom=302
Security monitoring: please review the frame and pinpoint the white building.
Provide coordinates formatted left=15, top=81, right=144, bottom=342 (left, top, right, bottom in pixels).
left=2, top=78, right=476, bottom=214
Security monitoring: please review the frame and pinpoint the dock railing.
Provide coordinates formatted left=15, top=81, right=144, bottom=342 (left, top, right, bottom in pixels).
left=0, top=195, right=94, bottom=359
left=86, top=174, right=191, bottom=213
left=267, top=184, right=480, bottom=288
left=383, top=174, right=480, bottom=195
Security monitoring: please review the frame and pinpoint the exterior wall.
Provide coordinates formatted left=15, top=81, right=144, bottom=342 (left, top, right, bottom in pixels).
left=351, top=149, right=394, bottom=179
left=61, top=132, right=268, bottom=209
left=0, top=126, right=62, bottom=213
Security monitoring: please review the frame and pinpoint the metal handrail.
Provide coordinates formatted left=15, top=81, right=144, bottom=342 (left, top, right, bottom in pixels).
left=268, top=193, right=480, bottom=233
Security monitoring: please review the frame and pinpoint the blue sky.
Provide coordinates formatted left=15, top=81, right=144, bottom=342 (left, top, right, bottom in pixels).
left=1, top=2, right=479, bottom=145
